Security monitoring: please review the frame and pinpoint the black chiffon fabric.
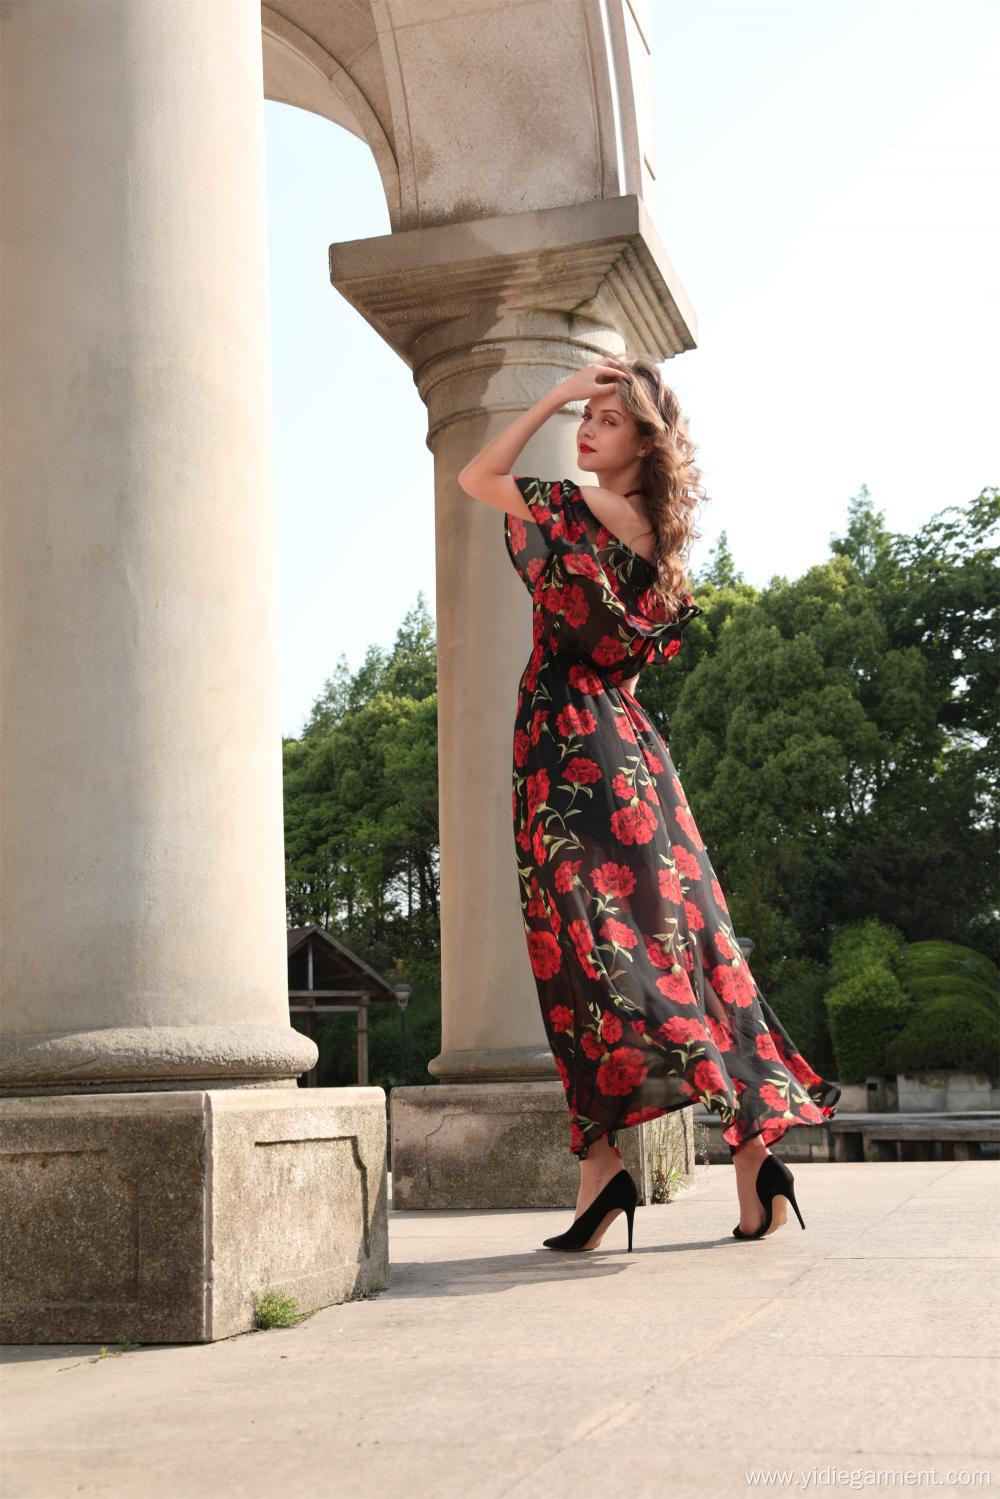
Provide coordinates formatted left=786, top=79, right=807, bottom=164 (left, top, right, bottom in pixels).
left=504, top=475, right=841, bottom=1161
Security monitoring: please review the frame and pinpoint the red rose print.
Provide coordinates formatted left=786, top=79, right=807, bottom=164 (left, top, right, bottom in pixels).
left=591, top=861, right=637, bottom=897
left=529, top=709, right=548, bottom=743
left=671, top=845, right=701, bottom=880
left=641, top=744, right=665, bottom=775
left=645, top=938, right=673, bottom=969
left=761, top=1082, right=791, bottom=1115
left=560, top=582, right=594, bottom=629
left=659, top=1015, right=709, bottom=1046
left=526, top=768, right=549, bottom=821
left=563, top=756, right=602, bottom=785
left=710, top=961, right=755, bottom=1007
left=554, top=858, right=582, bottom=893
left=656, top=967, right=697, bottom=1005
left=600, top=1012, right=623, bottom=1044
left=755, top=1033, right=781, bottom=1061
left=568, top=662, right=606, bottom=694
left=610, top=799, right=658, bottom=845
left=675, top=804, right=705, bottom=848
left=556, top=704, right=597, bottom=738
left=692, top=1059, right=727, bottom=1097
left=593, top=636, right=628, bottom=668
left=527, top=929, right=562, bottom=979
left=599, top=918, right=637, bottom=949
left=683, top=899, right=705, bottom=932
left=597, top=1048, right=649, bottom=1096
left=707, top=1015, right=734, bottom=1051
left=658, top=867, right=683, bottom=903
left=581, top=1030, right=605, bottom=1060
left=710, top=877, right=729, bottom=911
left=549, top=1005, right=574, bottom=1033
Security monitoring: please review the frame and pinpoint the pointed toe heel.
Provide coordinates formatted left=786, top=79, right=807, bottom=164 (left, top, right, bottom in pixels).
left=543, top=1168, right=639, bottom=1253
left=732, top=1153, right=805, bottom=1240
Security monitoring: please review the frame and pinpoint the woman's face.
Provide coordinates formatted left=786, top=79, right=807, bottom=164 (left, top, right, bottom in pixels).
left=577, top=392, right=647, bottom=476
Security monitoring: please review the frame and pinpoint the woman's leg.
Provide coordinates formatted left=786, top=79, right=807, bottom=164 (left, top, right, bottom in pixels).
left=575, top=1131, right=624, bottom=1217
left=731, top=1134, right=771, bottom=1234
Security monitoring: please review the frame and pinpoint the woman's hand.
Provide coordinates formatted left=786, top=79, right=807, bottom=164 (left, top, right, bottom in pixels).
left=554, top=362, right=629, bottom=405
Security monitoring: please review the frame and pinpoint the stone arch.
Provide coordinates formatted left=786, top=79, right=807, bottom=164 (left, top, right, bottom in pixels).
left=260, top=0, right=656, bottom=229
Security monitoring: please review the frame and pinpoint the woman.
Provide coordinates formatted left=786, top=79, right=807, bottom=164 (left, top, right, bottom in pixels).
left=458, top=353, right=841, bottom=1253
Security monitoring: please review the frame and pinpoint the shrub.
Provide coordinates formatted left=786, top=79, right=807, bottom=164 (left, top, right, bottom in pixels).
left=897, top=940, right=998, bottom=1015
left=885, top=994, right=1000, bottom=1079
left=828, top=918, right=906, bottom=988
left=899, top=973, right=998, bottom=1016
left=825, top=963, right=912, bottom=1082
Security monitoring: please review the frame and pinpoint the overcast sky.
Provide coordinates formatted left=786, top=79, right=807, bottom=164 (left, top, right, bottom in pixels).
left=264, top=0, right=998, bottom=739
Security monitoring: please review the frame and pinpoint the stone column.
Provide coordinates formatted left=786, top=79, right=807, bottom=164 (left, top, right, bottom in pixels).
left=329, top=197, right=699, bottom=1206
left=0, top=0, right=387, bottom=1342
left=0, top=0, right=312, bottom=1091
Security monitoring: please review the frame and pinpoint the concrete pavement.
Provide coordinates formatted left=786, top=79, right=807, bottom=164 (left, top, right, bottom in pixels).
left=2, top=1162, right=998, bottom=1499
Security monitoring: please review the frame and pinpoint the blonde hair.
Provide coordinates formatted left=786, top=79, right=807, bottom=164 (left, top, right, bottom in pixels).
left=601, top=352, right=708, bottom=618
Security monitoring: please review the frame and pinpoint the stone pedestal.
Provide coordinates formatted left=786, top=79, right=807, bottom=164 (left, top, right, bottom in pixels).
left=0, top=1089, right=389, bottom=1344
left=390, top=1082, right=698, bottom=1209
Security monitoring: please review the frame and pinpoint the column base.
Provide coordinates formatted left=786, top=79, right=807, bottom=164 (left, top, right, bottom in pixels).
left=0, top=1087, right=388, bottom=1344
left=389, top=1081, right=700, bottom=1209
left=0, top=1023, right=318, bottom=1095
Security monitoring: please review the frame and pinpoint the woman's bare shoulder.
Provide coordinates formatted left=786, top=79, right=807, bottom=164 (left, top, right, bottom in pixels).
left=576, top=484, right=656, bottom=562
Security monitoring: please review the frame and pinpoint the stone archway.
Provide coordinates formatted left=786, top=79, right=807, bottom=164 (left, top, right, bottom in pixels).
left=0, top=0, right=696, bottom=1339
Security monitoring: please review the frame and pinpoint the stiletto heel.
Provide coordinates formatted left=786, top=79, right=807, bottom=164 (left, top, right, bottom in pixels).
left=543, top=1168, right=639, bottom=1253
left=732, top=1153, right=805, bottom=1240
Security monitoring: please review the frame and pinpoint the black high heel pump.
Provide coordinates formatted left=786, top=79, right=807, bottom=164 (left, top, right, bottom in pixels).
left=732, top=1152, right=806, bottom=1240
left=543, top=1167, right=639, bottom=1252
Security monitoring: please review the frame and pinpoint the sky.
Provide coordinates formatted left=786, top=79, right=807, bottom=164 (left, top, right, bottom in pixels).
left=263, top=0, right=998, bottom=739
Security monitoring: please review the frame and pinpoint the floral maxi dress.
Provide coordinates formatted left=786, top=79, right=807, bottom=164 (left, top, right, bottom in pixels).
left=504, top=475, right=842, bottom=1161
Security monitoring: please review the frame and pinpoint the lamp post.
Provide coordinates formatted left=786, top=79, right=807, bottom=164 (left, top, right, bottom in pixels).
left=393, top=982, right=412, bottom=1085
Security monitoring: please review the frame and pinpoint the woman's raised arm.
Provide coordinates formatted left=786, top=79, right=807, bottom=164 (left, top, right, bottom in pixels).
left=457, top=363, right=627, bottom=515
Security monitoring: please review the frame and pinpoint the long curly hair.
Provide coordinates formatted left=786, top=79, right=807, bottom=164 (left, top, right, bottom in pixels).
left=599, top=352, right=709, bottom=619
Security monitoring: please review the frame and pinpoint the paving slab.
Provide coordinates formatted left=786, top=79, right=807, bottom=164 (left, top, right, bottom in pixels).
left=1, top=1162, right=998, bottom=1499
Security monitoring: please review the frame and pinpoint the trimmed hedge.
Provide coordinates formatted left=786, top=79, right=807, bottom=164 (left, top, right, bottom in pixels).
left=825, top=962, right=912, bottom=1083
left=899, top=973, right=998, bottom=1016
left=828, top=918, right=906, bottom=988
left=884, top=994, right=1000, bottom=1079
left=897, top=940, right=998, bottom=1010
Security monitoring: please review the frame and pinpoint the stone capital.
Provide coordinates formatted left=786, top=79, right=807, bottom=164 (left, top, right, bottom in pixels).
left=329, top=194, right=698, bottom=421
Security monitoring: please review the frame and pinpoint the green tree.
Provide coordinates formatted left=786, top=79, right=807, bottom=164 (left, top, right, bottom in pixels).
left=658, top=486, right=998, bottom=983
